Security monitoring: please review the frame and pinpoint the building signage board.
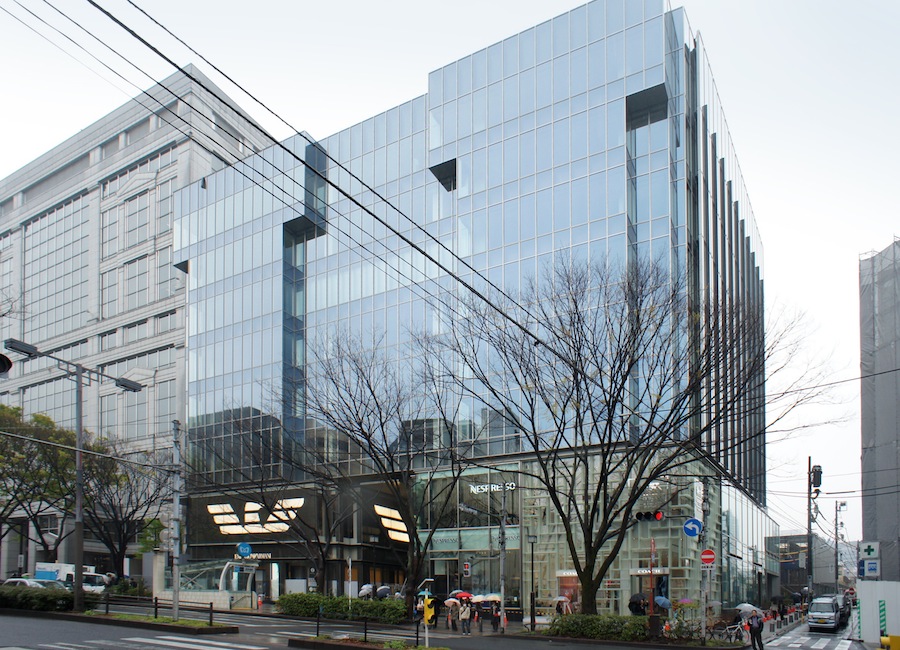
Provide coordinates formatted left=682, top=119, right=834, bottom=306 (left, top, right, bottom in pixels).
left=859, top=541, right=880, bottom=559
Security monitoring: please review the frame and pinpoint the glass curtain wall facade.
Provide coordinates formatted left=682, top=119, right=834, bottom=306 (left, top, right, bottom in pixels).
left=177, top=0, right=773, bottom=607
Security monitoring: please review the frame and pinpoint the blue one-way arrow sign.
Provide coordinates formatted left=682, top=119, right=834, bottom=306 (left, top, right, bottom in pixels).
left=683, top=518, right=703, bottom=537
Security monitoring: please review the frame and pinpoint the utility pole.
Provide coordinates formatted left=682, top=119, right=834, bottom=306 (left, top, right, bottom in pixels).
left=499, top=485, right=507, bottom=634
left=172, top=420, right=182, bottom=621
left=835, top=501, right=847, bottom=592
left=699, top=478, right=710, bottom=643
left=807, top=459, right=822, bottom=601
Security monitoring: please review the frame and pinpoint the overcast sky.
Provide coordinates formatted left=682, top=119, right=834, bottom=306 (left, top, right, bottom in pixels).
left=2, top=0, right=897, bottom=553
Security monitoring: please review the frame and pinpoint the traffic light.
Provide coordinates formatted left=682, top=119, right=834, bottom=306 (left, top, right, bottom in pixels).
left=423, top=597, right=435, bottom=625
left=463, top=562, right=470, bottom=577
left=636, top=511, right=664, bottom=522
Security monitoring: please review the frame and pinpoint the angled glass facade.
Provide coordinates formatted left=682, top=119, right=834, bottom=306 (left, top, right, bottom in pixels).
left=177, top=0, right=774, bottom=611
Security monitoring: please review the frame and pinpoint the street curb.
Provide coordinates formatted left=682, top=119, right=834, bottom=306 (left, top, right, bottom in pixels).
left=0, top=608, right=239, bottom=635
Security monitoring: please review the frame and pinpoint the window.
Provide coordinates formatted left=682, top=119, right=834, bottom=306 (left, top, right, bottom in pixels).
left=101, top=269, right=118, bottom=318
left=157, top=179, right=173, bottom=234
left=156, top=311, right=177, bottom=333
left=99, top=330, right=117, bottom=351
left=100, top=393, right=117, bottom=437
left=124, top=257, right=149, bottom=311
left=156, top=379, right=176, bottom=437
left=125, top=390, right=147, bottom=440
left=125, top=192, right=150, bottom=247
left=101, top=207, right=119, bottom=258
left=157, top=247, right=177, bottom=299
left=124, top=320, right=148, bottom=344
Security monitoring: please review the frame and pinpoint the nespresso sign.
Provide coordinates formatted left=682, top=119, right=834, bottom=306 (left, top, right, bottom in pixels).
left=469, top=482, right=516, bottom=494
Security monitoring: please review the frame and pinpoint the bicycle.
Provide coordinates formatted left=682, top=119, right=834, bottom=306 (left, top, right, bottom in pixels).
left=708, top=622, right=746, bottom=643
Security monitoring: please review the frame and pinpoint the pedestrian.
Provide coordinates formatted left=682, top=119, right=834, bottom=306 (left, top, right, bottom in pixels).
left=491, top=602, right=500, bottom=631
left=747, top=609, right=764, bottom=650
left=449, top=600, right=460, bottom=631
left=459, top=599, right=472, bottom=635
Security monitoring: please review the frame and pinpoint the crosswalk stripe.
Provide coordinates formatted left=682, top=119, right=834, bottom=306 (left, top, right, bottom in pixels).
left=122, top=638, right=265, bottom=650
left=836, top=641, right=852, bottom=650
left=813, top=640, right=830, bottom=649
left=155, top=637, right=267, bottom=649
left=767, top=639, right=786, bottom=646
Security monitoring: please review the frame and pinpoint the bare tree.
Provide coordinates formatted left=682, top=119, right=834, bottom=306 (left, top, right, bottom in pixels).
left=418, top=258, right=825, bottom=614
left=187, top=406, right=357, bottom=594
left=302, top=331, right=474, bottom=611
left=82, top=439, right=171, bottom=579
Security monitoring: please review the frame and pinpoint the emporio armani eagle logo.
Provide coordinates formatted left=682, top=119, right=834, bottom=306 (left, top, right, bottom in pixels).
left=206, top=498, right=304, bottom=535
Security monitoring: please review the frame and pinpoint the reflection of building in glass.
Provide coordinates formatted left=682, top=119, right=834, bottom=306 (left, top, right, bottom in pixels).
left=0, top=67, right=269, bottom=581
left=172, top=0, right=778, bottom=611
left=777, top=532, right=835, bottom=599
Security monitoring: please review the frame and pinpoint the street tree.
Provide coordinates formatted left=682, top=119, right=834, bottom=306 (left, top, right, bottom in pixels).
left=82, top=439, right=171, bottom=579
left=418, top=258, right=825, bottom=614
left=0, top=407, right=76, bottom=562
left=302, top=331, right=475, bottom=611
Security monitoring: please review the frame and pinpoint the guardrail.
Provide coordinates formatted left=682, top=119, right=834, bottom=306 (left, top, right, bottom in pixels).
left=99, top=592, right=217, bottom=626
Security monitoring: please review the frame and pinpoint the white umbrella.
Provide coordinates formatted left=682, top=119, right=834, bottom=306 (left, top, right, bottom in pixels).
left=482, top=593, right=502, bottom=602
left=444, top=597, right=461, bottom=607
left=552, top=595, right=570, bottom=602
left=735, top=603, right=761, bottom=616
left=470, top=594, right=485, bottom=603
left=358, top=584, right=373, bottom=597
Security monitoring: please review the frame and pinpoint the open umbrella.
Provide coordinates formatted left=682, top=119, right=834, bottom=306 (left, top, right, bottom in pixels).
left=552, top=595, right=571, bottom=602
left=482, top=593, right=502, bottom=602
left=358, top=584, right=373, bottom=597
left=444, top=597, right=461, bottom=607
left=455, top=591, right=473, bottom=599
left=376, top=585, right=391, bottom=598
left=449, top=589, right=464, bottom=597
left=418, top=589, right=433, bottom=596
left=654, top=596, right=672, bottom=609
left=629, top=592, right=648, bottom=603
left=470, top=594, right=485, bottom=603
left=735, top=603, right=760, bottom=617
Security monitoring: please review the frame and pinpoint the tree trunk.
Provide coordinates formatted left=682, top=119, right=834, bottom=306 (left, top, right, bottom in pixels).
left=580, top=578, right=601, bottom=615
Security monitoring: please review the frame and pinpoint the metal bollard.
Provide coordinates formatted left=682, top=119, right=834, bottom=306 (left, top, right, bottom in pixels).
left=316, top=607, right=321, bottom=637
left=416, top=619, right=420, bottom=646
left=154, top=597, right=159, bottom=619
left=364, top=618, right=368, bottom=643
left=105, top=591, right=110, bottom=615
left=209, top=602, right=214, bottom=626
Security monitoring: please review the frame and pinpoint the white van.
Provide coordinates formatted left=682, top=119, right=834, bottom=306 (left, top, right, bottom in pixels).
left=808, top=596, right=841, bottom=631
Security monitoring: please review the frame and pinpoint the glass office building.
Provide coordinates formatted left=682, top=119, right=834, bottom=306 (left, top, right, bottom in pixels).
left=177, top=0, right=775, bottom=611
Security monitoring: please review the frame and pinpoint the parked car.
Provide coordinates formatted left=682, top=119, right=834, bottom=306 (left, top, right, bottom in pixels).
left=808, top=595, right=843, bottom=631
left=33, top=579, right=70, bottom=591
left=3, top=578, right=47, bottom=588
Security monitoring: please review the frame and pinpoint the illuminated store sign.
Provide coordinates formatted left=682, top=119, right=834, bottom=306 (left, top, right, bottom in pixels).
left=469, top=482, right=516, bottom=494
left=207, top=498, right=304, bottom=535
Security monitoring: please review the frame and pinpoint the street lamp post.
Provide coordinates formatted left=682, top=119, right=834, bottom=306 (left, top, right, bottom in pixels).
left=527, top=533, right=537, bottom=632
left=4, top=338, right=142, bottom=612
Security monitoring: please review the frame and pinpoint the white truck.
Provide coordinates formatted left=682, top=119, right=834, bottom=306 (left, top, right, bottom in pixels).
left=34, top=562, right=108, bottom=593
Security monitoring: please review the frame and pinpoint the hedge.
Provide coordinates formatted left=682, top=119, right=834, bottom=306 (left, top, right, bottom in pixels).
left=0, top=586, right=76, bottom=611
left=546, top=613, right=649, bottom=641
left=277, top=592, right=407, bottom=625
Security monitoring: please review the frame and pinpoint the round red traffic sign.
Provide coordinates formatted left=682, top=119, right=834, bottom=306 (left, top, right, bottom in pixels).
left=700, top=549, right=716, bottom=565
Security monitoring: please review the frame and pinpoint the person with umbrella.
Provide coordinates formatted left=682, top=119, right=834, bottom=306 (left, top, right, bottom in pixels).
left=747, top=609, right=764, bottom=650
left=446, top=598, right=460, bottom=631
left=629, top=593, right=647, bottom=615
